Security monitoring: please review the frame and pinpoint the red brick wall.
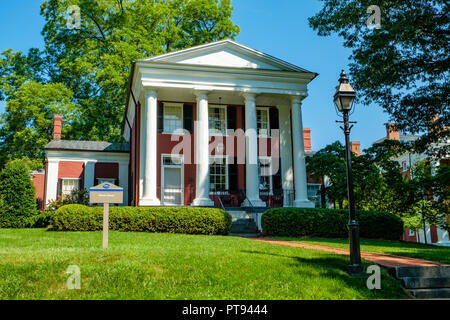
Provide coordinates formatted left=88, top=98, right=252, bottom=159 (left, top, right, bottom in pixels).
left=32, top=173, right=45, bottom=210
left=58, top=161, right=85, bottom=189
left=402, top=230, right=417, bottom=242
left=430, top=225, right=438, bottom=243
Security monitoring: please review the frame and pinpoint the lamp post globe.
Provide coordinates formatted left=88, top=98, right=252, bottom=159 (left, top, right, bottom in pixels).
left=334, top=70, right=363, bottom=275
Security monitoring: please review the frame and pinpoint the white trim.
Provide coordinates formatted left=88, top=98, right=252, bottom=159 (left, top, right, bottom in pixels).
left=161, top=154, right=184, bottom=206
left=138, top=39, right=314, bottom=74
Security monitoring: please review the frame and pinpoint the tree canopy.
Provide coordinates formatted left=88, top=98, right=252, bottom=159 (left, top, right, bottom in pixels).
left=0, top=0, right=240, bottom=166
left=309, top=0, right=449, bottom=156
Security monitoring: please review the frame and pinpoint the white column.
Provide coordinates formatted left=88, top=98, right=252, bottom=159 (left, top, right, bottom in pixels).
left=291, top=96, right=314, bottom=208
left=242, top=93, right=266, bottom=207
left=45, top=159, right=59, bottom=204
left=278, top=105, right=294, bottom=207
left=140, top=90, right=160, bottom=206
left=119, top=161, right=129, bottom=206
left=84, top=161, right=95, bottom=204
left=192, top=91, right=214, bottom=206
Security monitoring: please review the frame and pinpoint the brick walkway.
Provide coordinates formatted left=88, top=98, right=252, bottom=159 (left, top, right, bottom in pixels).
left=254, top=238, right=448, bottom=268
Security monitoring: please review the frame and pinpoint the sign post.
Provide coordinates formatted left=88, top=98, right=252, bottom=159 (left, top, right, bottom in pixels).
left=89, top=183, right=123, bottom=249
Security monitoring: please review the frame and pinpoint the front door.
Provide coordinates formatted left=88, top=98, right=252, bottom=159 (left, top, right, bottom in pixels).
left=162, top=155, right=184, bottom=206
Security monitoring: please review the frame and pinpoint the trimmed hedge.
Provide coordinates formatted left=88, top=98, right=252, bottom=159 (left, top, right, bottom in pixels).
left=0, top=160, right=37, bottom=226
left=262, top=208, right=404, bottom=240
left=52, top=205, right=232, bottom=235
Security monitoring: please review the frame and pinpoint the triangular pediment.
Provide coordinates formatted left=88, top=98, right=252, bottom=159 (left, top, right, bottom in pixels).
left=139, top=39, right=313, bottom=73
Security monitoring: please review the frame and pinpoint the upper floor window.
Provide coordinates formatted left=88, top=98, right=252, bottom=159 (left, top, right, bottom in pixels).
left=163, top=103, right=183, bottom=134
left=257, top=108, right=270, bottom=137
left=209, top=105, right=227, bottom=135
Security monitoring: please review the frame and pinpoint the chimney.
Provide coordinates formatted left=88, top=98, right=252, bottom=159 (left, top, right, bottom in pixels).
left=303, top=128, right=311, bottom=153
left=386, top=123, right=400, bottom=141
left=350, top=141, right=361, bottom=156
left=53, top=115, right=62, bottom=140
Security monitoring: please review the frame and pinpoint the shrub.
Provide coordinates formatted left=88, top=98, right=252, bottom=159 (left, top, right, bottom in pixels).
left=52, top=205, right=232, bottom=235
left=0, top=160, right=37, bottom=227
left=262, top=208, right=404, bottom=240
left=45, top=189, right=89, bottom=213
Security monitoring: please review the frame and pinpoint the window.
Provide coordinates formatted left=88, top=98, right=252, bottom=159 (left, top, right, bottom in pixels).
left=256, top=108, right=270, bottom=137
left=163, top=103, right=183, bottom=134
left=162, top=154, right=183, bottom=166
left=209, top=105, right=227, bottom=135
left=60, top=178, right=80, bottom=197
left=409, top=229, right=415, bottom=236
left=402, top=161, right=407, bottom=172
left=209, top=157, right=228, bottom=193
left=307, top=183, right=321, bottom=206
left=258, top=157, right=272, bottom=194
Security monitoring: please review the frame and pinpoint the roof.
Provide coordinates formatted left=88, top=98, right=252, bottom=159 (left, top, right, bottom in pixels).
left=45, top=140, right=130, bottom=153
left=122, top=39, right=318, bottom=136
left=136, top=39, right=317, bottom=74
left=373, top=134, right=420, bottom=144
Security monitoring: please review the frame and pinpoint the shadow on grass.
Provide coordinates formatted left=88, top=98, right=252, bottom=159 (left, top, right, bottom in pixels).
left=241, top=249, right=409, bottom=299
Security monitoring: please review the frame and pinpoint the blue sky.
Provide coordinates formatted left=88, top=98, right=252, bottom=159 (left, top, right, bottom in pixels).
left=0, top=0, right=391, bottom=151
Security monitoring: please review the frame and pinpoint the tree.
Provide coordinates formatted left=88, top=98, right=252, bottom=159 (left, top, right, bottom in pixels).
left=0, top=160, right=37, bottom=227
left=0, top=0, right=240, bottom=166
left=0, top=81, right=78, bottom=164
left=306, top=141, right=349, bottom=208
left=309, top=0, right=449, bottom=156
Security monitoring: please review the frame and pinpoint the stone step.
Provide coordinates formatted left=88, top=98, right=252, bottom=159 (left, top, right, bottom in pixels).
left=392, top=266, right=450, bottom=278
left=408, top=288, right=450, bottom=299
left=401, top=277, right=450, bottom=289
left=230, top=225, right=259, bottom=234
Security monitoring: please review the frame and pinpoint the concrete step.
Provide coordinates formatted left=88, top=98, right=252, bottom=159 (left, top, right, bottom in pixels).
left=230, top=219, right=259, bottom=234
left=401, top=277, right=450, bottom=289
left=229, top=233, right=261, bottom=238
left=392, top=266, right=450, bottom=278
left=408, top=288, right=450, bottom=299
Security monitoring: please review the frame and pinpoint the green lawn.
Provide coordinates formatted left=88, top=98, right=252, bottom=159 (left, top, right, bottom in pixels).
left=275, top=237, right=450, bottom=265
left=0, top=229, right=409, bottom=300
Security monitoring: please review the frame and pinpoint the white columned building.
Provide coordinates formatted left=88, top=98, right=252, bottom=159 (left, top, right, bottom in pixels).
left=140, top=89, right=160, bottom=206
left=192, top=90, right=215, bottom=206
left=291, top=96, right=314, bottom=208
left=122, top=39, right=318, bottom=208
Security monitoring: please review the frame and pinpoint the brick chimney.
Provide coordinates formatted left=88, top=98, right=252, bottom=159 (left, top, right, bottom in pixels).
left=350, top=141, right=361, bottom=156
left=303, top=128, right=311, bottom=153
left=386, top=123, right=400, bottom=141
left=53, top=115, right=62, bottom=140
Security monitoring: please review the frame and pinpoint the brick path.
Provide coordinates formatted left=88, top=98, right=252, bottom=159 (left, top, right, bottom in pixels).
left=254, top=238, right=448, bottom=268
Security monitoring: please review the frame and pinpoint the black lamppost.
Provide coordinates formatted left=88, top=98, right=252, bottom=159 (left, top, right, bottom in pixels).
left=334, top=70, right=363, bottom=275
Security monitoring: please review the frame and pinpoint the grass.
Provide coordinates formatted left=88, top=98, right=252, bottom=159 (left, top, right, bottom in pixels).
left=0, top=229, right=410, bottom=300
left=275, top=237, right=450, bottom=265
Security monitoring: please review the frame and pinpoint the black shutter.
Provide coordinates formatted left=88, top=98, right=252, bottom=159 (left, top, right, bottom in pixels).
left=157, top=102, right=164, bottom=132
left=228, top=157, right=238, bottom=193
left=272, top=158, right=282, bottom=192
left=183, top=104, right=193, bottom=133
left=241, top=106, right=245, bottom=129
left=227, top=106, right=236, bottom=131
left=269, top=107, right=279, bottom=131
